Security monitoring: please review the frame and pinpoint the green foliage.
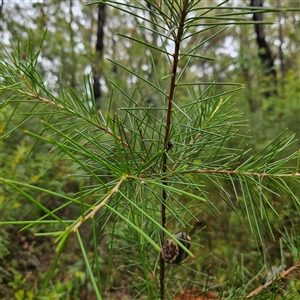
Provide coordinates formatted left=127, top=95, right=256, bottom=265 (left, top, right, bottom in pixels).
left=1, top=1, right=299, bottom=299
left=6, top=267, right=86, bottom=300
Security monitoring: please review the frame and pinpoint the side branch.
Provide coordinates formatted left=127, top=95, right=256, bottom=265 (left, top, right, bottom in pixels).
left=11, top=91, right=130, bottom=148
left=194, top=169, right=300, bottom=178
left=246, top=261, right=300, bottom=298
left=71, top=175, right=126, bottom=232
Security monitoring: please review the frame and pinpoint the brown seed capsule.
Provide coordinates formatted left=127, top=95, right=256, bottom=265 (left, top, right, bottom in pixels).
left=161, top=232, right=191, bottom=264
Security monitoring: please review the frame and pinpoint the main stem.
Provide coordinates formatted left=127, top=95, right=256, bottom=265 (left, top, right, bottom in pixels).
left=159, top=1, right=189, bottom=299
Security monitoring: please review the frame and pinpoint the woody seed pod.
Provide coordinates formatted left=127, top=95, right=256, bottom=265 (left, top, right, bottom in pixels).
left=161, top=232, right=191, bottom=264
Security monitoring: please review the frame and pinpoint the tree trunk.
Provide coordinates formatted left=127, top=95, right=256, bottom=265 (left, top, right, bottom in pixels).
left=277, top=0, right=285, bottom=96
left=69, top=0, right=76, bottom=89
left=0, top=0, right=3, bottom=19
left=250, top=0, right=277, bottom=98
left=93, top=3, right=106, bottom=105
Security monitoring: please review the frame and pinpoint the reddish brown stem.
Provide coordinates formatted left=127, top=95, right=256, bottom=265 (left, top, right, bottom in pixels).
left=159, top=1, right=190, bottom=299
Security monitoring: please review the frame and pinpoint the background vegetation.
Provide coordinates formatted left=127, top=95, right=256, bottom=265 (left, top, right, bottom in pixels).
left=0, top=0, right=299, bottom=299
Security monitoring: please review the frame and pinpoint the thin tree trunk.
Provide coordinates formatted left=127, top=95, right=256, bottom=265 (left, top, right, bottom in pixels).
left=277, top=0, right=285, bottom=96
left=93, top=3, right=106, bottom=105
left=0, top=0, right=3, bottom=19
left=251, top=0, right=277, bottom=98
left=69, top=0, right=76, bottom=89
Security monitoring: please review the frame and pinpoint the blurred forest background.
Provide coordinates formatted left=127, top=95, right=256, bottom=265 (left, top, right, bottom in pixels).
left=0, top=0, right=299, bottom=299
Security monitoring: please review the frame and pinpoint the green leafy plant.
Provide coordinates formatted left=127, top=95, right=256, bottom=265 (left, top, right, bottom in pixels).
left=1, top=1, right=299, bottom=299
